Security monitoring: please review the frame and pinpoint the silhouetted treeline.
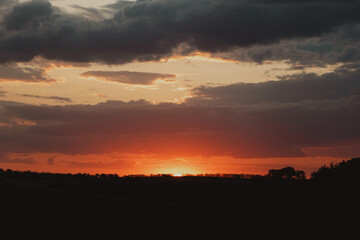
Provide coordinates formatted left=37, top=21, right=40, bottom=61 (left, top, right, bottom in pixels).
left=267, top=167, right=306, bottom=180
left=311, top=157, right=360, bottom=182
left=0, top=168, right=293, bottom=182
left=1, top=158, right=360, bottom=240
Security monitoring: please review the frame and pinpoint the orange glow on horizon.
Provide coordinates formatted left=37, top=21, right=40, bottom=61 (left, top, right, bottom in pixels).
left=159, top=51, right=240, bottom=63
left=0, top=152, right=348, bottom=178
left=155, top=168, right=198, bottom=175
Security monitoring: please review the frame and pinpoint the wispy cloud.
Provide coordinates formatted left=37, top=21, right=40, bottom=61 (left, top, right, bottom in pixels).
left=18, top=94, right=72, bottom=103
left=81, top=71, right=176, bottom=85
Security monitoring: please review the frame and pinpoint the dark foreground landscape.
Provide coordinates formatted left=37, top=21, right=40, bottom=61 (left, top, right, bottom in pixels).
left=1, top=158, right=360, bottom=240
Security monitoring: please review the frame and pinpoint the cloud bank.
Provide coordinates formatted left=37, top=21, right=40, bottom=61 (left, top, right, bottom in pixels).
left=189, top=66, right=360, bottom=104
left=1, top=66, right=360, bottom=159
left=1, top=0, right=360, bottom=65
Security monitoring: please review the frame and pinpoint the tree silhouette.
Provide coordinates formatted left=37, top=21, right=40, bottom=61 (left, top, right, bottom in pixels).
left=267, top=167, right=306, bottom=180
left=311, top=157, right=360, bottom=181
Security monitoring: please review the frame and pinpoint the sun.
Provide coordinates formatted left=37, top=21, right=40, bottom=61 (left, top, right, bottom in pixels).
left=153, top=164, right=199, bottom=176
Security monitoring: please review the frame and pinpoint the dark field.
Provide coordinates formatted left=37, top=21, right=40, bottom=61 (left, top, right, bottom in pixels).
left=1, top=162, right=360, bottom=240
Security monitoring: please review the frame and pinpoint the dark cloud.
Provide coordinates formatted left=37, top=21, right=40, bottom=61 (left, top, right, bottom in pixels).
left=1, top=0, right=360, bottom=64
left=0, top=0, right=17, bottom=5
left=0, top=64, right=56, bottom=83
left=3, top=0, right=53, bottom=30
left=189, top=67, right=360, bottom=104
left=81, top=71, right=176, bottom=85
left=0, top=90, right=6, bottom=97
left=0, top=100, right=29, bottom=107
left=60, top=159, right=132, bottom=169
left=1, top=78, right=360, bottom=159
left=18, top=94, right=72, bottom=103
left=304, top=144, right=360, bottom=159
left=0, top=0, right=17, bottom=15
left=0, top=0, right=15, bottom=6
left=0, top=152, right=36, bottom=164
left=213, top=24, right=360, bottom=66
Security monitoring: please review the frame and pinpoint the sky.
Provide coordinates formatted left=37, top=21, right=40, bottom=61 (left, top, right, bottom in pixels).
left=1, top=0, right=360, bottom=176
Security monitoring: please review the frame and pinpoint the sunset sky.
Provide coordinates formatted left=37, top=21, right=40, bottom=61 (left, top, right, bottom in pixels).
left=1, top=0, right=360, bottom=176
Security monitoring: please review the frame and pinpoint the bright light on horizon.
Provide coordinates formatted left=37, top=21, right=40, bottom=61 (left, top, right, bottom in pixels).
left=153, top=165, right=199, bottom=176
